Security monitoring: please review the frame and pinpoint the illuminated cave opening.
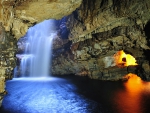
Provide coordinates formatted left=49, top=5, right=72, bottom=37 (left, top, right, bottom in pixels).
left=14, top=20, right=56, bottom=77
left=13, top=17, right=69, bottom=78
left=114, top=50, right=138, bottom=67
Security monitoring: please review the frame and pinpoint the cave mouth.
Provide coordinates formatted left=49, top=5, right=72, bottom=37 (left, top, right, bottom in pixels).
left=14, top=19, right=58, bottom=78
left=13, top=17, right=70, bottom=78
left=114, top=50, right=138, bottom=67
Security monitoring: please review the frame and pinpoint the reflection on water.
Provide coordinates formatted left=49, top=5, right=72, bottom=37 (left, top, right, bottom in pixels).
left=1, top=74, right=150, bottom=113
left=114, top=74, right=150, bottom=113
left=60, top=74, right=150, bottom=113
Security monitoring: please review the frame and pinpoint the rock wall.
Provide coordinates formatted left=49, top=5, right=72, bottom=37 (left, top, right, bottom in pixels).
left=51, top=0, right=150, bottom=81
left=0, top=23, right=17, bottom=105
left=1, top=0, right=150, bottom=81
left=0, top=0, right=82, bottom=39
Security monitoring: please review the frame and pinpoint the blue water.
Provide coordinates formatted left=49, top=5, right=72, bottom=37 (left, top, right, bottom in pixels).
left=1, top=75, right=150, bottom=113
left=0, top=76, right=102, bottom=113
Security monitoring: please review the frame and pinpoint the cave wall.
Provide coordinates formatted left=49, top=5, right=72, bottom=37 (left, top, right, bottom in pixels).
left=51, top=0, right=150, bottom=81
left=0, top=23, right=17, bottom=105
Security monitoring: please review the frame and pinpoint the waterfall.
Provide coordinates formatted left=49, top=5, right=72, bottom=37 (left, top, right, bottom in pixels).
left=17, top=19, right=56, bottom=77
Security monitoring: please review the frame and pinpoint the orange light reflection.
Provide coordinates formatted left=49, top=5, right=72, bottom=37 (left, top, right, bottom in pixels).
left=114, top=74, right=150, bottom=113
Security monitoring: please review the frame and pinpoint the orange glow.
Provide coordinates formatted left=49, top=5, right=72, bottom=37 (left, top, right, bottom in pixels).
left=125, top=73, right=142, bottom=91
left=114, top=50, right=138, bottom=67
left=114, top=74, right=145, bottom=113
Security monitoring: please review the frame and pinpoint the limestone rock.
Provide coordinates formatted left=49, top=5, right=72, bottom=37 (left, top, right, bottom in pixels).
left=0, top=0, right=82, bottom=39
left=0, top=23, right=17, bottom=106
left=51, top=0, right=150, bottom=81
left=142, top=61, right=150, bottom=80
left=0, top=76, right=5, bottom=93
left=67, top=0, right=150, bottom=43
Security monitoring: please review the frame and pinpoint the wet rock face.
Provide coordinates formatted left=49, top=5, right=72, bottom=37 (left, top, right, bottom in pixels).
left=0, top=0, right=82, bottom=39
left=0, top=23, right=17, bottom=106
left=51, top=0, right=150, bottom=81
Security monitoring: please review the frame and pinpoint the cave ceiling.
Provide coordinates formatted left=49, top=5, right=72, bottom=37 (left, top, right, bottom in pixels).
left=0, top=0, right=82, bottom=39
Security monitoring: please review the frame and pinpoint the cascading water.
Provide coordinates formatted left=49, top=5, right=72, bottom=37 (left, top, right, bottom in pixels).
left=16, top=19, right=56, bottom=77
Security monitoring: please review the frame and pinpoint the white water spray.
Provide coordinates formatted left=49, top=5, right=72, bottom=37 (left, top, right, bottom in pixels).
left=17, top=20, right=56, bottom=77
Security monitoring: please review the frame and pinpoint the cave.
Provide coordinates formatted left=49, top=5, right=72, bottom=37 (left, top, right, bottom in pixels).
left=0, top=0, right=150, bottom=113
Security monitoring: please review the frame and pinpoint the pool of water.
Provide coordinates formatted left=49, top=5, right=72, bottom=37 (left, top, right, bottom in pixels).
left=0, top=74, right=150, bottom=113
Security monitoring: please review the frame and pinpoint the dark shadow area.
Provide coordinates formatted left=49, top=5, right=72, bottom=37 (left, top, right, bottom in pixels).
left=144, top=21, right=150, bottom=40
left=53, top=75, right=150, bottom=113
left=56, top=75, right=125, bottom=113
left=0, top=107, right=10, bottom=113
left=144, top=21, right=150, bottom=61
left=141, top=92, right=150, bottom=113
left=55, top=17, right=70, bottom=39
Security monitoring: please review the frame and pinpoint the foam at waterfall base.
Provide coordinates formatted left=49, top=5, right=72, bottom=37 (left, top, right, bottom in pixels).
left=12, top=77, right=63, bottom=81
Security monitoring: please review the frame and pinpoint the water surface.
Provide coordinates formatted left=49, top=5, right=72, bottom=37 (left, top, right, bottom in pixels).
left=1, top=75, right=150, bottom=113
